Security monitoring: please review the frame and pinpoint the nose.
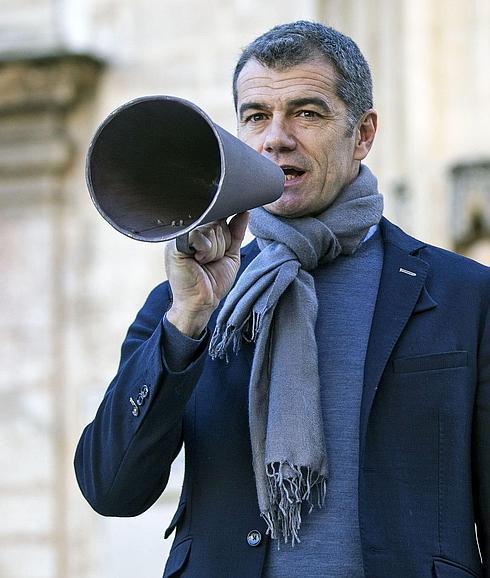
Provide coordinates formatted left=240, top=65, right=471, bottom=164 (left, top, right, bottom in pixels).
left=263, top=117, right=296, bottom=154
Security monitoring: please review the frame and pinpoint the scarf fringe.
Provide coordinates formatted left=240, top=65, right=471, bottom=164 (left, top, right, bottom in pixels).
left=209, top=310, right=265, bottom=361
left=261, top=462, right=327, bottom=546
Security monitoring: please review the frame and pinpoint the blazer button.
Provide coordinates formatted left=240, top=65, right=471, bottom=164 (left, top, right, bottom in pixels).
left=247, top=530, right=262, bottom=547
left=140, top=385, right=149, bottom=398
left=129, top=397, right=139, bottom=417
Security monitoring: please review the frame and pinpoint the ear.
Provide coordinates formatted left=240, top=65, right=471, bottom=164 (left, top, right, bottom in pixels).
left=353, top=109, right=377, bottom=161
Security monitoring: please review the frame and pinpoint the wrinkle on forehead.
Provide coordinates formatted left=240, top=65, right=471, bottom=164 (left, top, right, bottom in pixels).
left=239, top=84, right=335, bottom=103
left=236, top=59, right=340, bottom=106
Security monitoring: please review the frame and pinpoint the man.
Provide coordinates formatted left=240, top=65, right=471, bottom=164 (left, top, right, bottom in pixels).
left=75, top=21, right=489, bottom=578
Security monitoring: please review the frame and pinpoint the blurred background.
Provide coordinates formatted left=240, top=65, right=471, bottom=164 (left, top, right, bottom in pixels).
left=0, top=1, right=489, bottom=577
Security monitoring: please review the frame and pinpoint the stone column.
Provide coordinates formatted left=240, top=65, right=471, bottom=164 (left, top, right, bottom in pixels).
left=0, top=54, right=102, bottom=578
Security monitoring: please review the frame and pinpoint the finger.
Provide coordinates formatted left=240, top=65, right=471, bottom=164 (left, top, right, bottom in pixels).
left=192, top=223, right=225, bottom=263
left=227, top=212, right=250, bottom=255
left=189, top=228, right=213, bottom=255
left=216, top=219, right=231, bottom=256
left=219, top=218, right=232, bottom=242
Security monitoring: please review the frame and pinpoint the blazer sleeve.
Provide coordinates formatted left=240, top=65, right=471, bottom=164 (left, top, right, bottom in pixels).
left=74, top=281, right=208, bottom=517
left=475, top=288, right=490, bottom=573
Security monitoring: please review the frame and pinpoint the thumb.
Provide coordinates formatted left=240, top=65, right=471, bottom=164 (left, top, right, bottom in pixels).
left=227, top=212, right=250, bottom=255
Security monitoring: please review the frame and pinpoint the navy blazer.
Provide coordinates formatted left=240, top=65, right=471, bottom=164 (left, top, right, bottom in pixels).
left=75, top=218, right=490, bottom=578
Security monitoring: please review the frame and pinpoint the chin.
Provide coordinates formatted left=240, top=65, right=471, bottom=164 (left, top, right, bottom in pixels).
left=264, top=198, right=306, bottom=218
left=265, top=205, right=299, bottom=218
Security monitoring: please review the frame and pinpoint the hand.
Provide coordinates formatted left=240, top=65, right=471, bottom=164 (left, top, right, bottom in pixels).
left=164, top=212, right=249, bottom=337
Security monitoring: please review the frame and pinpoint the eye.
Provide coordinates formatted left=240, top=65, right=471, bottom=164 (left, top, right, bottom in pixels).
left=244, top=112, right=268, bottom=123
left=297, top=110, right=319, bottom=118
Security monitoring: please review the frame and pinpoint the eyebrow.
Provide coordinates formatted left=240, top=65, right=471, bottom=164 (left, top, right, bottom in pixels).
left=286, top=97, right=332, bottom=114
left=239, top=101, right=272, bottom=119
left=239, top=97, right=332, bottom=120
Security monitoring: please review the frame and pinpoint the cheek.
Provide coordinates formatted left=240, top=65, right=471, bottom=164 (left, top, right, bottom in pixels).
left=308, top=135, right=332, bottom=164
left=310, top=151, right=331, bottom=179
left=320, top=145, right=350, bottom=175
left=238, top=128, right=262, bottom=151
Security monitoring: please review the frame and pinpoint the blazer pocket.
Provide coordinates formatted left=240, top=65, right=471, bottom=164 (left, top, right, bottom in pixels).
left=433, top=557, right=481, bottom=577
left=164, top=501, right=186, bottom=539
left=163, top=538, right=192, bottom=577
left=393, top=351, right=468, bottom=374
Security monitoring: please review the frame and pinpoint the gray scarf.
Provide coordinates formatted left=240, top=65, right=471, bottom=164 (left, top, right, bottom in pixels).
left=209, top=165, right=383, bottom=545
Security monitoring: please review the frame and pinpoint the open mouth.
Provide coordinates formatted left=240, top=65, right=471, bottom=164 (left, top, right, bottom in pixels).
left=282, top=166, right=305, bottom=182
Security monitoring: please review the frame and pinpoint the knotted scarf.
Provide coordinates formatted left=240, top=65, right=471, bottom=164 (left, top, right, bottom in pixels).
left=209, top=165, right=383, bottom=545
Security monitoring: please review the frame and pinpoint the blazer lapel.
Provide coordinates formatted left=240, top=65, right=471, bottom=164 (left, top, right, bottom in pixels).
left=360, top=219, right=434, bottom=457
left=413, top=285, right=438, bottom=314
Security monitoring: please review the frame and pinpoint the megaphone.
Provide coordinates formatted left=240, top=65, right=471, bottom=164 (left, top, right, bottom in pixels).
left=86, top=95, right=285, bottom=253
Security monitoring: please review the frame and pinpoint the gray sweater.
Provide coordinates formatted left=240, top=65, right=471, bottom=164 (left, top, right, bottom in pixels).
left=262, top=230, right=383, bottom=578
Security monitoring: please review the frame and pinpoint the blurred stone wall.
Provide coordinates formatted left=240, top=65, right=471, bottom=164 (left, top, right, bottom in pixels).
left=0, top=1, right=488, bottom=577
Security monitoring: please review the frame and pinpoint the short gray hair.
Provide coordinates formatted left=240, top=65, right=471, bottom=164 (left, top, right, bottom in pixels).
left=232, top=21, right=373, bottom=131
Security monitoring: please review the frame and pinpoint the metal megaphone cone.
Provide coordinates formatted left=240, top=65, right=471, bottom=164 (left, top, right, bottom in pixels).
left=86, top=95, right=284, bottom=253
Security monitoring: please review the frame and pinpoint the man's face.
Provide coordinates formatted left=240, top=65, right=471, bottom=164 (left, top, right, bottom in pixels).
left=236, top=57, right=370, bottom=218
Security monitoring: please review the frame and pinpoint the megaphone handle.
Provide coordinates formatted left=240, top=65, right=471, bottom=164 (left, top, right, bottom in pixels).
left=176, top=233, right=195, bottom=255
